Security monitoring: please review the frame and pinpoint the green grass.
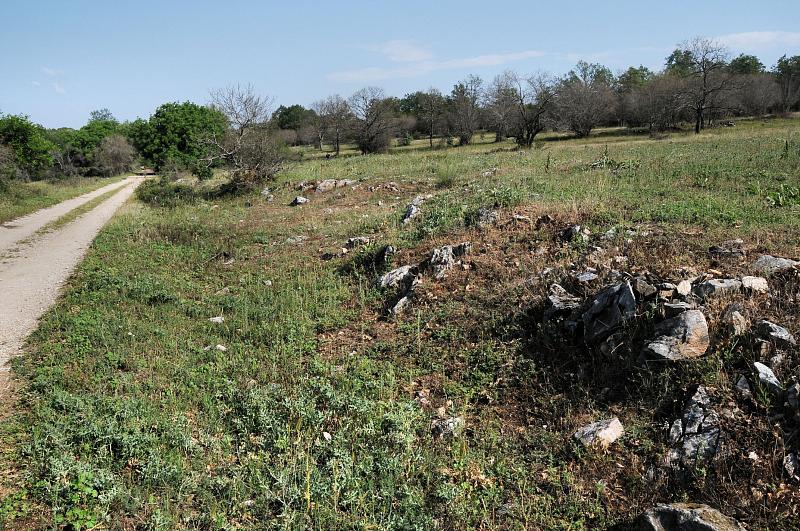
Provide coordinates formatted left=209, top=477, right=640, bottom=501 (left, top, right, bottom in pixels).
left=2, top=119, right=800, bottom=528
left=0, top=175, right=126, bottom=225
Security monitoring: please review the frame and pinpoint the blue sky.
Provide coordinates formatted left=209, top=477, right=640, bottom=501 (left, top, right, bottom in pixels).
left=2, top=0, right=799, bottom=128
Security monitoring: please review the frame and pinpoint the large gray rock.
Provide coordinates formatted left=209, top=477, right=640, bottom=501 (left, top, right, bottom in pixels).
left=428, top=242, right=471, bottom=280
left=667, top=386, right=721, bottom=469
left=692, top=279, right=741, bottom=300
left=377, top=265, right=418, bottom=290
left=402, top=195, right=428, bottom=224
left=582, top=281, right=637, bottom=343
left=740, top=275, right=769, bottom=294
left=753, top=362, right=783, bottom=396
left=475, top=208, right=499, bottom=228
left=756, top=320, right=796, bottom=348
left=642, top=310, right=710, bottom=361
left=636, top=502, right=744, bottom=531
left=546, top=284, right=582, bottom=318
left=708, top=239, right=745, bottom=257
left=290, top=196, right=310, bottom=206
left=752, top=254, right=799, bottom=275
left=573, top=417, right=624, bottom=449
left=315, top=179, right=337, bottom=193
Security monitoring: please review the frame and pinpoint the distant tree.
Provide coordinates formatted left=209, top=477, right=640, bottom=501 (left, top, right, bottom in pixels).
left=314, top=94, right=351, bottom=155
left=728, top=54, right=765, bottom=75
left=206, top=84, right=287, bottom=184
left=671, top=37, right=734, bottom=133
left=417, top=88, right=446, bottom=147
left=76, top=116, right=119, bottom=159
left=617, top=66, right=655, bottom=92
left=554, top=61, right=616, bottom=137
left=0, top=144, right=18, bottom=180
left=89, top=108, right=118, bottom=124
left=46, top=127, right=83, bottom=177
left=272, top=104, right=315, bottom=132
left=665, top=49, right=696, bottom=77
left=508, top=72, right=556, bottom=147
left=141, top=101, right=227, bottom=176
left=485, top=71, right=518, bottom=142
left=93, top=134, right=136, bottom=176
left=448, top=75, right=483, bottom=145
left=0, top=114, right=56, bottom=179
left=735, top=73, right=779, bottom=117
left=349, top=87, right=396, bottom=154
left=624, top=74, right=689, bottom=131
left=773, top=54, right=800, bottom=113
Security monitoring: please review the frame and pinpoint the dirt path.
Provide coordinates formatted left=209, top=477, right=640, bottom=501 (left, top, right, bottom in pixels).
left=0, top=177, right=144, bottom=396
left=0, top=177, right=132, bottom=252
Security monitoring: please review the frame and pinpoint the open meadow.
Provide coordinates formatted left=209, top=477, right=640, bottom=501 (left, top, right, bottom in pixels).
left=1, top=118, right=799, bottom=528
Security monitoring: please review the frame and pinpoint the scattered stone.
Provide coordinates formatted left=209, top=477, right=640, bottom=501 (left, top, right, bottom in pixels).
left=573, top=417, right=624, bottom=449
left=741, top=275, right=769, bottom=294
left=546, top=284, right=582, bottom=317
left=582, top=282, right=637, bottom=343
left=512, top=213, right=531, bottom=223
left=692, top=279, right=742, bottom=300
left=634, top=277, right=657, bottom=299
left=785, top=453, right=799, bottom=478
left=667, top=387, right=721, bottom=469
left=296, top=181, right=314, bottom=192
left=752, top=254, right=799, bottom=275
left=336, top=179, right=355, bottom=188
left=642, top=310, right=710, bottom=361
left=753, top=362, right=783, bottom=396
left=286, top=235, right=307, bottom=244
left=735, top=375, right=751, bottom=399
left=402, top=195, right=429, bottom=224
left=377, top=264, right=418, bottom=290
left=481, top=168, right=498, bottom=178
left=475, top=208, right=499, bottom=228
left=636, top=502, right=745, bottom=531
left=428, top=242, right=471, bottom=280
left=577, top=271, right=598, bottom=283
left=345, top=236, right=370, bottom=249
left=290, top=196, right=309, bottom=206
left=260, top=187, right=274, bottom=201
left=676, top=280, right=692, bottom=297
left=559, top=224, right=590, bottom=244
left=709, top=239, right=745, bottom=257
left=756, top=320, right=796, bottom=348
left=657, top=283, right=678, bottom=299
left=721, top=304, right=749, bottom=336
left=215, top=344, right=227, bottom=352
left=209, top=316, right=225, bottom=324
left=315, top=179, right=337, bottom=193
left=664, top=302, right=695, bottom=318
left=431, top=416, right=464, bottom=439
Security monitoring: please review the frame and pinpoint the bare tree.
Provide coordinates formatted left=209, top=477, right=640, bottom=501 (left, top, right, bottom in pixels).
left=314, top=95, right=351, bottom=155
left=554, top=62, right=616, bottom=137
left=417, top=88, right=446, bottom=148
left=773, top=55, right=800, bottom=114
left=485, top=72, right=518, bottom=142
left=205, top=84, right=286, bottom=183
left=735, top=73, right=780, bottom=117
left=449, top=75, right=483, bottom=145
left=671, top=38, right=735, bottom=133
left=349, top=87, right=396, bottom=154
left=93, top=134, right=136, bottom=177
left=508, top=72, right=555, bottom=147
left=625, top=74, right=689, bottom=132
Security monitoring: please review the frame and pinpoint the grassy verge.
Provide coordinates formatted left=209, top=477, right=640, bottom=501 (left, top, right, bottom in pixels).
left=0, top=175, right=127, bottom=225
left=1, top=119, right=799, bottom=528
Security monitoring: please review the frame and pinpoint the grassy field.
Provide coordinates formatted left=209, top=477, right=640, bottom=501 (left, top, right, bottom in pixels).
left=0, top=176, right=127, bottom=225
left=1, top=118, right=799, bottom=528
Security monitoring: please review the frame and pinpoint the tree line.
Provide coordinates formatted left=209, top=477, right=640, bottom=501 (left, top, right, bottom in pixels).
left=1, top=37, right=799, bottom=186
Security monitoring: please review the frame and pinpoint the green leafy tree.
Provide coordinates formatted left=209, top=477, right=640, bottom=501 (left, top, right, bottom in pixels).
left=0, top=114, right=56, bottom=179
left=139, top=102, right=227, bottom=177
left=773, top=54, right=800, bottom=113
left=272, top=104, right=315, bottom=131
left=728, top=54, right=765, bottom=75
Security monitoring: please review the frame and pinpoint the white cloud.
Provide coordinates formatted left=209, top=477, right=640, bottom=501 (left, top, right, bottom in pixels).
left=42, top=66, right=63, bottom=77
left=717, top=31, right=800, bottom=51
left=329, top=49, right=547, bottom=82
left=371, top=40, right=433, bottom=63
left=32, top=81, right=41, bottom=87
left=52, top=82, right=66, bottom=94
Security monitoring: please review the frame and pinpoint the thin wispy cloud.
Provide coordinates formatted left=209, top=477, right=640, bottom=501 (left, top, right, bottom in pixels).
left=717, top=31, right=800, bottom=51
left=31, top=81, right=41, bottom=87
left=41, top=66, right=63, bottom=77
left=52, top=82, right=66, bottom=94
left=329, top=47, right=547, bottom=82
left=370, top=40, right=433, bottom=63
